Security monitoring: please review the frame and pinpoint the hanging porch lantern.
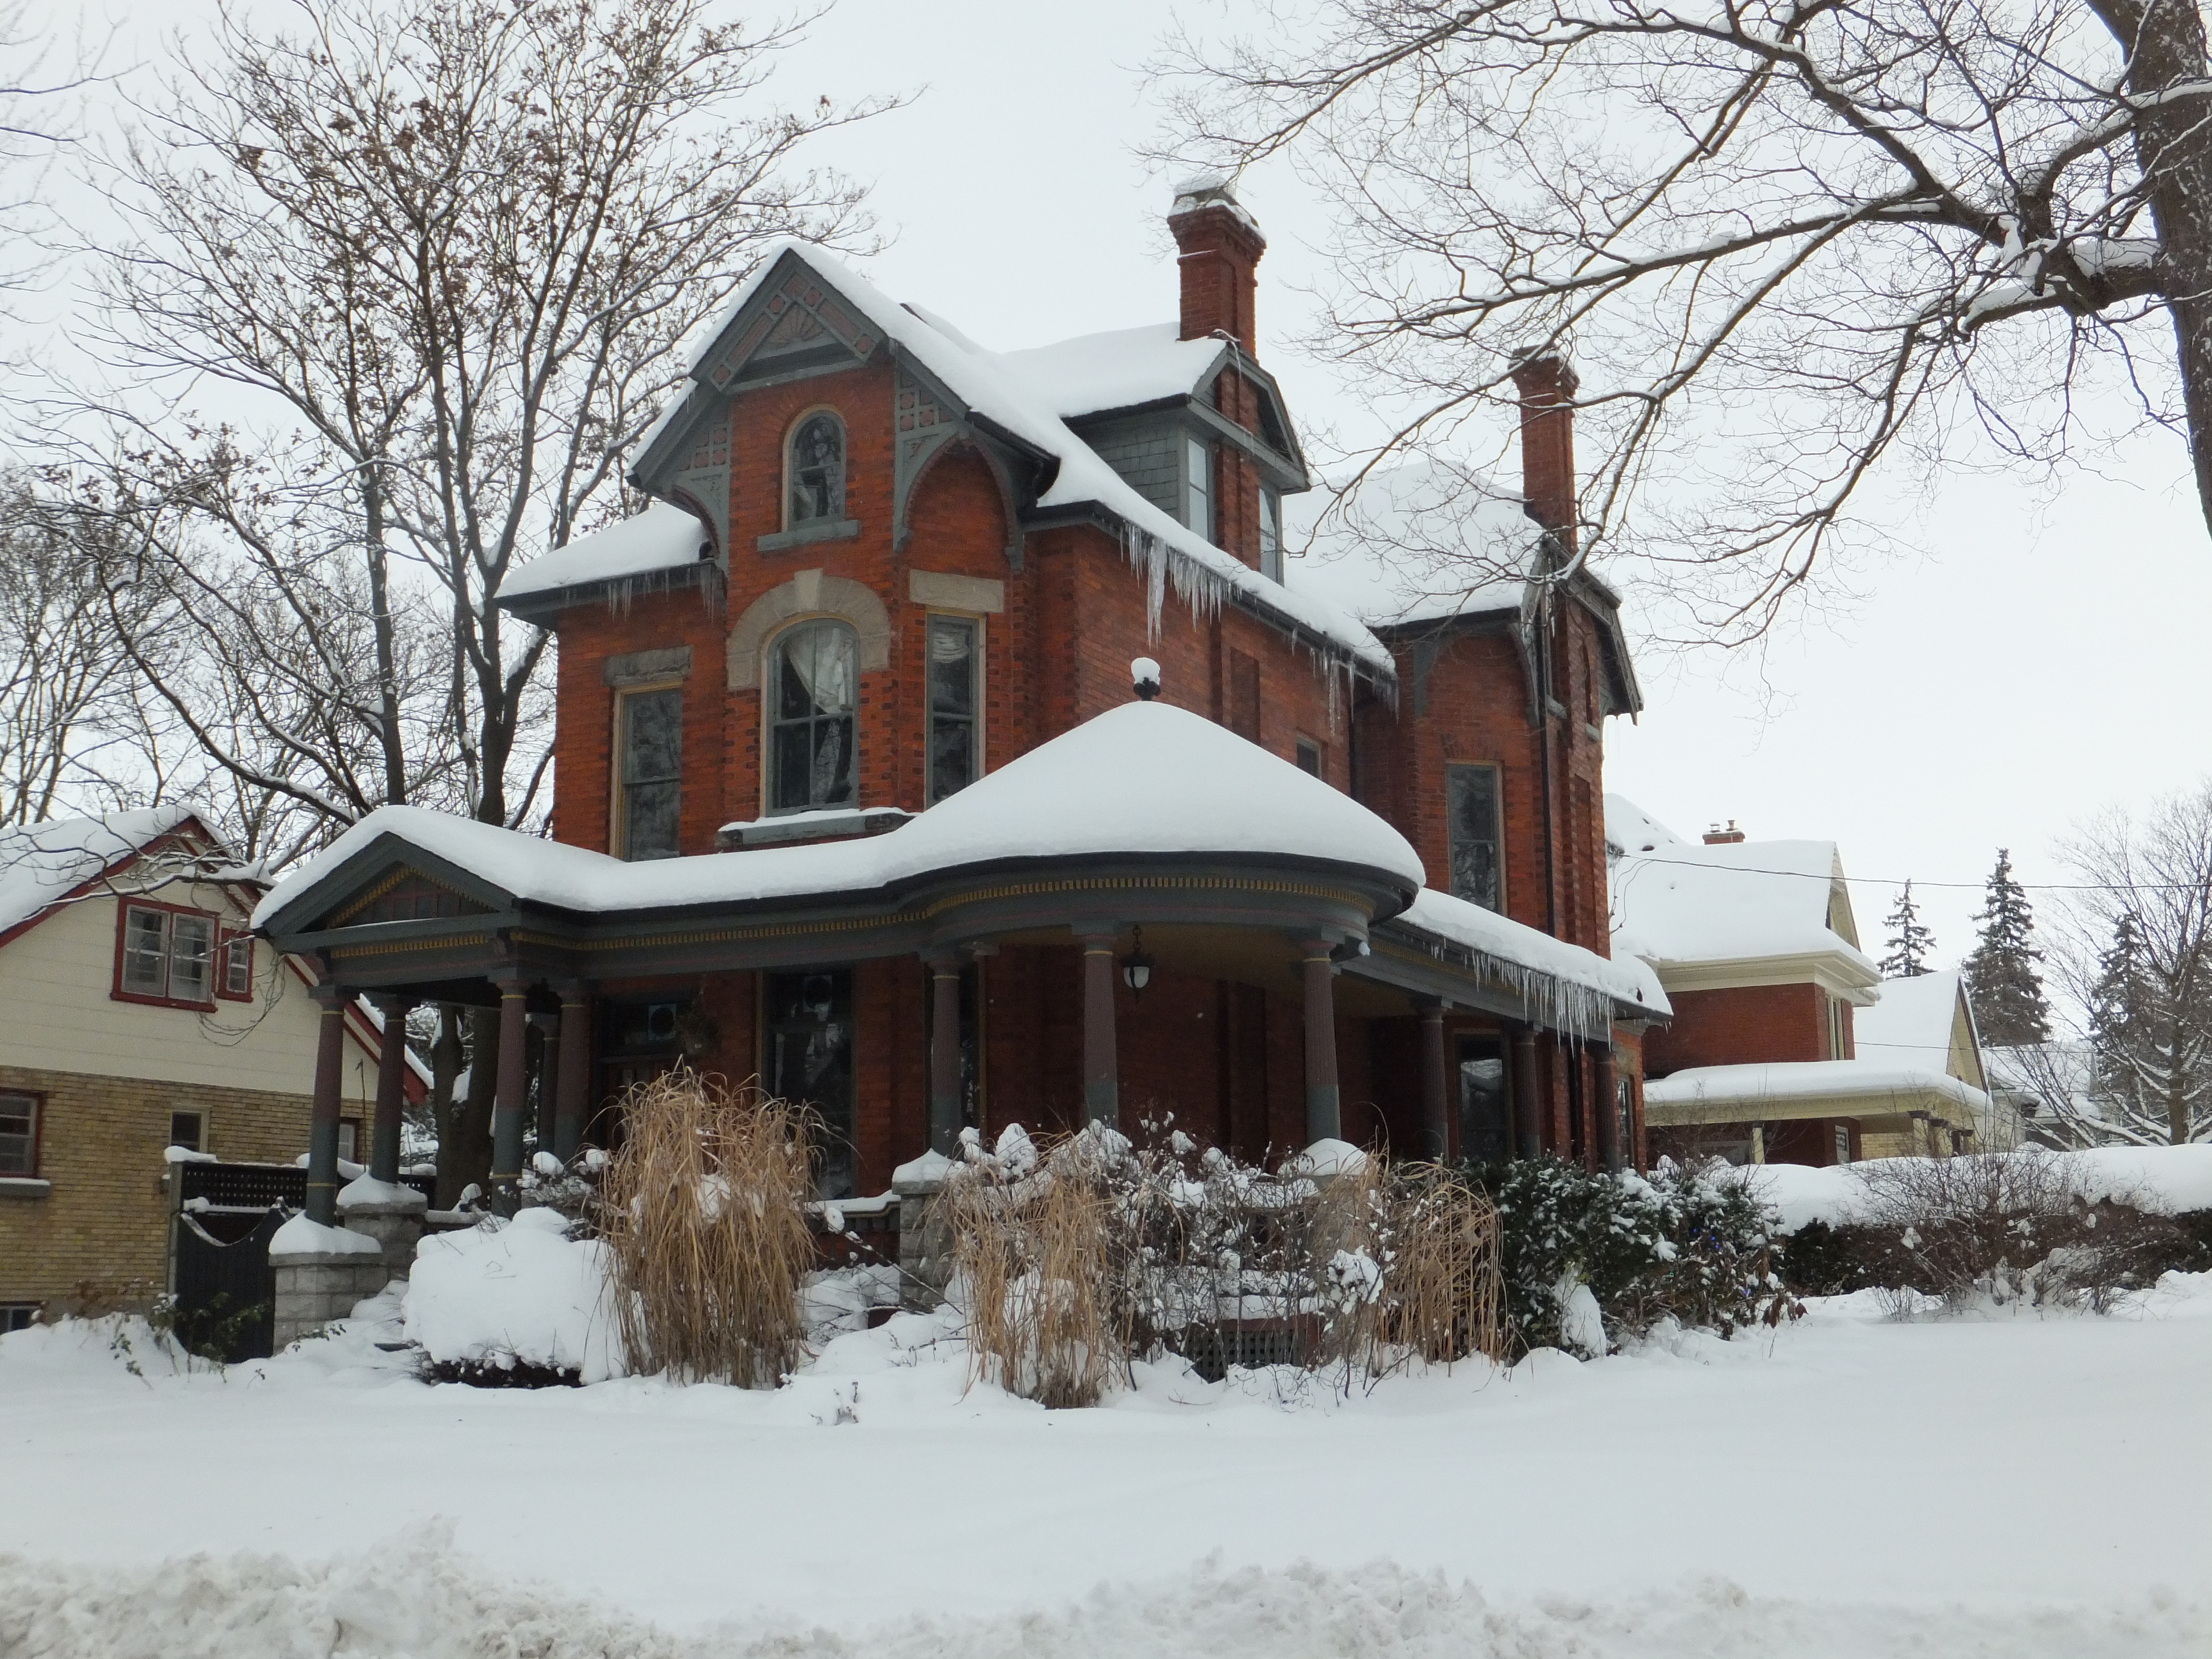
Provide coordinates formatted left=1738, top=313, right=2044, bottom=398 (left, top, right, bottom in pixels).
left=1120, top=926, right=1155, bottom=1001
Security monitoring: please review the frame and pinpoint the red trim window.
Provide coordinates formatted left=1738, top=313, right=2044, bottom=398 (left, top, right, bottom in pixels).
left=112, top=900, right=219, bottom=1010
left=0, top=1091, right=39, bottom=1178
left=216, top=930, right=255, bottom=1001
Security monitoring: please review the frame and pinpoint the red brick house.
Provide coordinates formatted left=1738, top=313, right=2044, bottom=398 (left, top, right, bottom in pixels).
left=254, top=180, right=1667, bottom=1220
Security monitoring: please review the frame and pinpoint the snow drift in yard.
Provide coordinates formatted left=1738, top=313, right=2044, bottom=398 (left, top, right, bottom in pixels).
left=1744, top=1143, right=2212, bottom=1233
left=3, top=1530, right=2202, bottom=1659
left=403, top=1209, right=625, bottom=1382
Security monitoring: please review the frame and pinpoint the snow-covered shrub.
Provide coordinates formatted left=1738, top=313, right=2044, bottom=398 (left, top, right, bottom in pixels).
left=594, top=1070, right=816, bottom=1386
left=404, top=1207, right=623, bottom=1383
left=944, top=1122, right=1504, bottom=1405
left=1462, top=1157, right=1795, bottom=1357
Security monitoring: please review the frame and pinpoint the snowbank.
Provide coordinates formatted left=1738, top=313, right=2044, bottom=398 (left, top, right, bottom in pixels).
left=1743, top=1144, right=2212, bottom=1234
left=402, top=1209, right=625, bottom=1382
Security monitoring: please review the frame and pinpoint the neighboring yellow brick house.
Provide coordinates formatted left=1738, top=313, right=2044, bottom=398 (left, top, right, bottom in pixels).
left=0, top=807, right=398, bottom=1322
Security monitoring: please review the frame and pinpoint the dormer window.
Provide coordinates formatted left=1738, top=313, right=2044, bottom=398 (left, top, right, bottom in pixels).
left=787, top=411, right=846, bottom=527
left=1260, top=488, right=1282, bottom=581
left=1184, top=436, right=1213, bottom=541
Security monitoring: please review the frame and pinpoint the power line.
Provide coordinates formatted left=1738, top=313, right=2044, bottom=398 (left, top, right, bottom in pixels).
left=1616, top=854, right=2203, bottom=894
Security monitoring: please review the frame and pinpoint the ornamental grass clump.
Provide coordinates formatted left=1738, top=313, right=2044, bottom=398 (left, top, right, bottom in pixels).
left=596, top=1071, right=817, bottom=1387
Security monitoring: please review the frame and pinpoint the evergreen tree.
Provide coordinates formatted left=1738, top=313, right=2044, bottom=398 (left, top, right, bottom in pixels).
left=2087, top=911, right=2151, bottom=1109
left=1878, top=880, right=1936, bottom=978
left=1963, top=849, right=2051, bottom=1045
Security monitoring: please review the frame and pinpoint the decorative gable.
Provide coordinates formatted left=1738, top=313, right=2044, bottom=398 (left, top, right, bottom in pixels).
left=698, top=266, right=881, bottom=391
left=328, top=868, right=492, bottom=929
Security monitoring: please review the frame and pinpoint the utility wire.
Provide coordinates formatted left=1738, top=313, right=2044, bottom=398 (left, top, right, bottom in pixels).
left=1616, top=854, right=2202, bottom=895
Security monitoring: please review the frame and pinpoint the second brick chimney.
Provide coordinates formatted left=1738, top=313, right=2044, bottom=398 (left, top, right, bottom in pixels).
left=1510, top=351, right=1580, bottom=548
left=1168, top=176, right=1265, bottom=354
left=1704, top=820, right=1746, bottom=845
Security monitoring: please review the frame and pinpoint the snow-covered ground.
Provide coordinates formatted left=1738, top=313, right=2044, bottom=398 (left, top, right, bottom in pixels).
left=4, top=1274, right=2211, bottom=1657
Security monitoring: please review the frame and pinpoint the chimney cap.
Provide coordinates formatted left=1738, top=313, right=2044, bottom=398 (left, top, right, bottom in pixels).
left=1509, top=348, right=1580, bottom=399
left=1703, top=819, right=1746, bottom=845
left=1169, top=173, right=1263, bottom=240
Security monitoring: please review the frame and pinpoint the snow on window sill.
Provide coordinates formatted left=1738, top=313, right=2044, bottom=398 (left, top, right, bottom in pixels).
left=0, top=1178, right=52, bottom=1199
left=757, top=518, right=860, bottom=553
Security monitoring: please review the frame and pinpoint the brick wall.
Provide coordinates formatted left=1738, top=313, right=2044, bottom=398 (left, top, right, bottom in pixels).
left=0, top=1065, right=316, bottom=1307
left=1645, top=982, right=1830, bottom=1075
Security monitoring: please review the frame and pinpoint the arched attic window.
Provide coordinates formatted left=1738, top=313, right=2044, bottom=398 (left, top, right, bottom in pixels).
left=769, top=619, right=858, bottom=812
left=786, top=410, right=846, bottom=528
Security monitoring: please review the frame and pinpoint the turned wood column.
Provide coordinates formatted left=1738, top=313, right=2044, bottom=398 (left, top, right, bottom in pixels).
left=1511, top=1024, right=1542, bottom=1159
left=926, top=951, right=963, bottom=1155
left=1298, top=937, right=1341, bottom=1145
left=553, top=983, right=591, bottom=1162
left=305, top=986, right=349, bottom=1225
left=1593, top=1042, right=1622, bottom=1173
left=490, top=980, right=531, bottom=1215
left=1418, top=998, right=1450, bottom=1161
left=369, top=993, right=413, bottom=1185
left=1076, top=926, right=1119, bottom=1128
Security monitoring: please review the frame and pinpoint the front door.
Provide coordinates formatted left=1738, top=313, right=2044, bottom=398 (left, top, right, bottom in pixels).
left=764, top=968, right=857, bottom=1197
left=1457, top=1035, right=1511, bottom=1163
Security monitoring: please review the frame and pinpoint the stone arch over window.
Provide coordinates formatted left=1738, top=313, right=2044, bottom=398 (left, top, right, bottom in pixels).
left=785, top=408, right=847, bottom=529
left=726, top=570, right=891, bottom=687
left=764, top=619, right=860, bottom=813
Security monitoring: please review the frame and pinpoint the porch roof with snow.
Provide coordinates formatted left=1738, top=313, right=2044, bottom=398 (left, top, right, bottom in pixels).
left=1606, top=797, right=1880, bottom=1002
left=252, top=699, right=1661, bottom=1037
left=1644, top=1058, right=1994, bottom=1135
left=497, top=242, right=1386, bottom=680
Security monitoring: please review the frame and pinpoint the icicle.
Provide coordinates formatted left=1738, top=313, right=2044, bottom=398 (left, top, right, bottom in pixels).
left=1414, top=933, right=1615, bottom=1041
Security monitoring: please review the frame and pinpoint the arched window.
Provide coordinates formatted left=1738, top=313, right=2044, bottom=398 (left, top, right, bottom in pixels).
left=769, top=620, right=858, bottom=812
left=786, top=411, right=845, bottom=527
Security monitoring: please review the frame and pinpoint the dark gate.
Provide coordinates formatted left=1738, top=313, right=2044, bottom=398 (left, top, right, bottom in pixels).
left=172, top=1207, right=284, bottom=1362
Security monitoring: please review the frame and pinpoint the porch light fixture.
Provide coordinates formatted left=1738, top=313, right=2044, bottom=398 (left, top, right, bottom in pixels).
left=1131, top=657, right=1161, bottom=701
left=1121, top=926, right=1155, bottom=999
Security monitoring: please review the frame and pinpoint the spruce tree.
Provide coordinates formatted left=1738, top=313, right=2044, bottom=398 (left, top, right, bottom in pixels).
left=2087, top=911, right=2151, bottom=1117
left=1878, top=880, right=1936, bottom=978
left=1963, top=849, right=2051, bottom=1045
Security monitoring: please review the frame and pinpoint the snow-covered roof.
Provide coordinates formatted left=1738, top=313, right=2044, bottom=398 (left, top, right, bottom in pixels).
left=1646, top=1059, right=1991, bottom=1119
left=1854, top=971, right=1978, bottom=1085
left=1607, top=797, right=1877, bottom=988
left=1397, top=887, right=1670, bottom=1020
left=655, top=242, right=1391, bottom=672
left=258, top=699, right=1425, bottom=929
left=992, top=324, right=1226, bottom=421
left=0, top=805, right=211, bottom=940
left=499, top=502, right=711, bottom=605
left=1285, top=458, right=1542, bottom=629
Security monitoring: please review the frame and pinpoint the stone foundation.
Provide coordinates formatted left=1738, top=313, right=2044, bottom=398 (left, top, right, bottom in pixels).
left=272, top=1249, right=393, bottom=1350
left=892, top=1167, right=950, bottom=1311
left=337, top=1186, right=429, bottom=1280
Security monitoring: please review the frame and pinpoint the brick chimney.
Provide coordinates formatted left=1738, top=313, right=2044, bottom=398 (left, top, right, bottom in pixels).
left=1509, top=351, right=1580, bottom=547
left=1704, top=820, right=1746, bottom=845
left=1168, top=175, right=1265, bottom=354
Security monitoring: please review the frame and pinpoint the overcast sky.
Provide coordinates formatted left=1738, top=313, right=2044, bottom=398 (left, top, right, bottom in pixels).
left=23, top=0, right=2212, bottom=1009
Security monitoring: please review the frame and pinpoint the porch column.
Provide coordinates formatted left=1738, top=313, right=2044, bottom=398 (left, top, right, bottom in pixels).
left=1076, top=926, right=1118, bottom=1128
left=1298, top=937, right=1341, bottom=1144
left=926, top=951, right=963, bottom=1155
left=369, top=993, right=414, bottom=1185
left=1418, top=998, right=1450, bottom=1161
left=305, top=985, right=348, bottom=1226
left=1511, top=1024, right=1541, bottom=1158
left=1593, top=1042, right=1622, bottom=1173
left=553, top=982, right=591, bottom=1163
left=490, top=978, right=530, bottom=1216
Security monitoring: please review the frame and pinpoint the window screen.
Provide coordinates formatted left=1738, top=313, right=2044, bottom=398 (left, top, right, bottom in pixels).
left=1447, top=765, right=1504, bottom=912
left=0, top=1093, right=36, bottom=1177
left=788, top=412, right=845, bottom=525
left=1185, top=437, right=1212, bottom=541
left=770, top=623, right=859, bottom=812
left=620, top=687, right=683, bottom=860
left=169, top=914, right=215, bottom=1004
left=221, top=933, right=254, bottom=998
left=926, top=615, right=979, bottom=805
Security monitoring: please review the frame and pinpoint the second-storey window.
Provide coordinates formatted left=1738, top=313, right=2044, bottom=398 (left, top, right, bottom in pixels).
left=1260, top=488, right=1282, bottom=582
left=617, top=687, right=684, bottom=860
left=926, top=614, right=980, bottom=804
left=770, top=621, right=858, bottom=812
left=1447, top=764, right=1504, bottom=913
left=787, top=410, right=846, bottom=527
left=0, top=1092, right=36, bottom=1177
left=218, top=931, right=254, bottom=999
left=1185, top=436, right=1212, bottom=541
left=118, top=903, right=216, bottom=1005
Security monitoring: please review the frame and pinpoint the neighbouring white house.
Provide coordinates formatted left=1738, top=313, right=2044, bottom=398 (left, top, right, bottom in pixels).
left=0, top=807, right=405, bottom=1323
left=1608, top=799, right=2004, bottom=1164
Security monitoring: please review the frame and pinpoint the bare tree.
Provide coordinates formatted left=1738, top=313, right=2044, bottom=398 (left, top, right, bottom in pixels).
left=2049, top=785, right=2212, bottom=1144
left=80, top=0, right=882, bottom=842
left=1159, top=0, right=2212, bottom=641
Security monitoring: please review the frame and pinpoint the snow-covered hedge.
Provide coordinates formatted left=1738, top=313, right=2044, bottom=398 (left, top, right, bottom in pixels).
left=403, top=1209, right=625, bottom=1383
left=1748, top=1144, right=2212, bottom=1235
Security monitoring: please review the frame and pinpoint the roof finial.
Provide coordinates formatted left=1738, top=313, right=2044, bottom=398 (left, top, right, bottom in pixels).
left=1131, top=657, right=1162, bottom=701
